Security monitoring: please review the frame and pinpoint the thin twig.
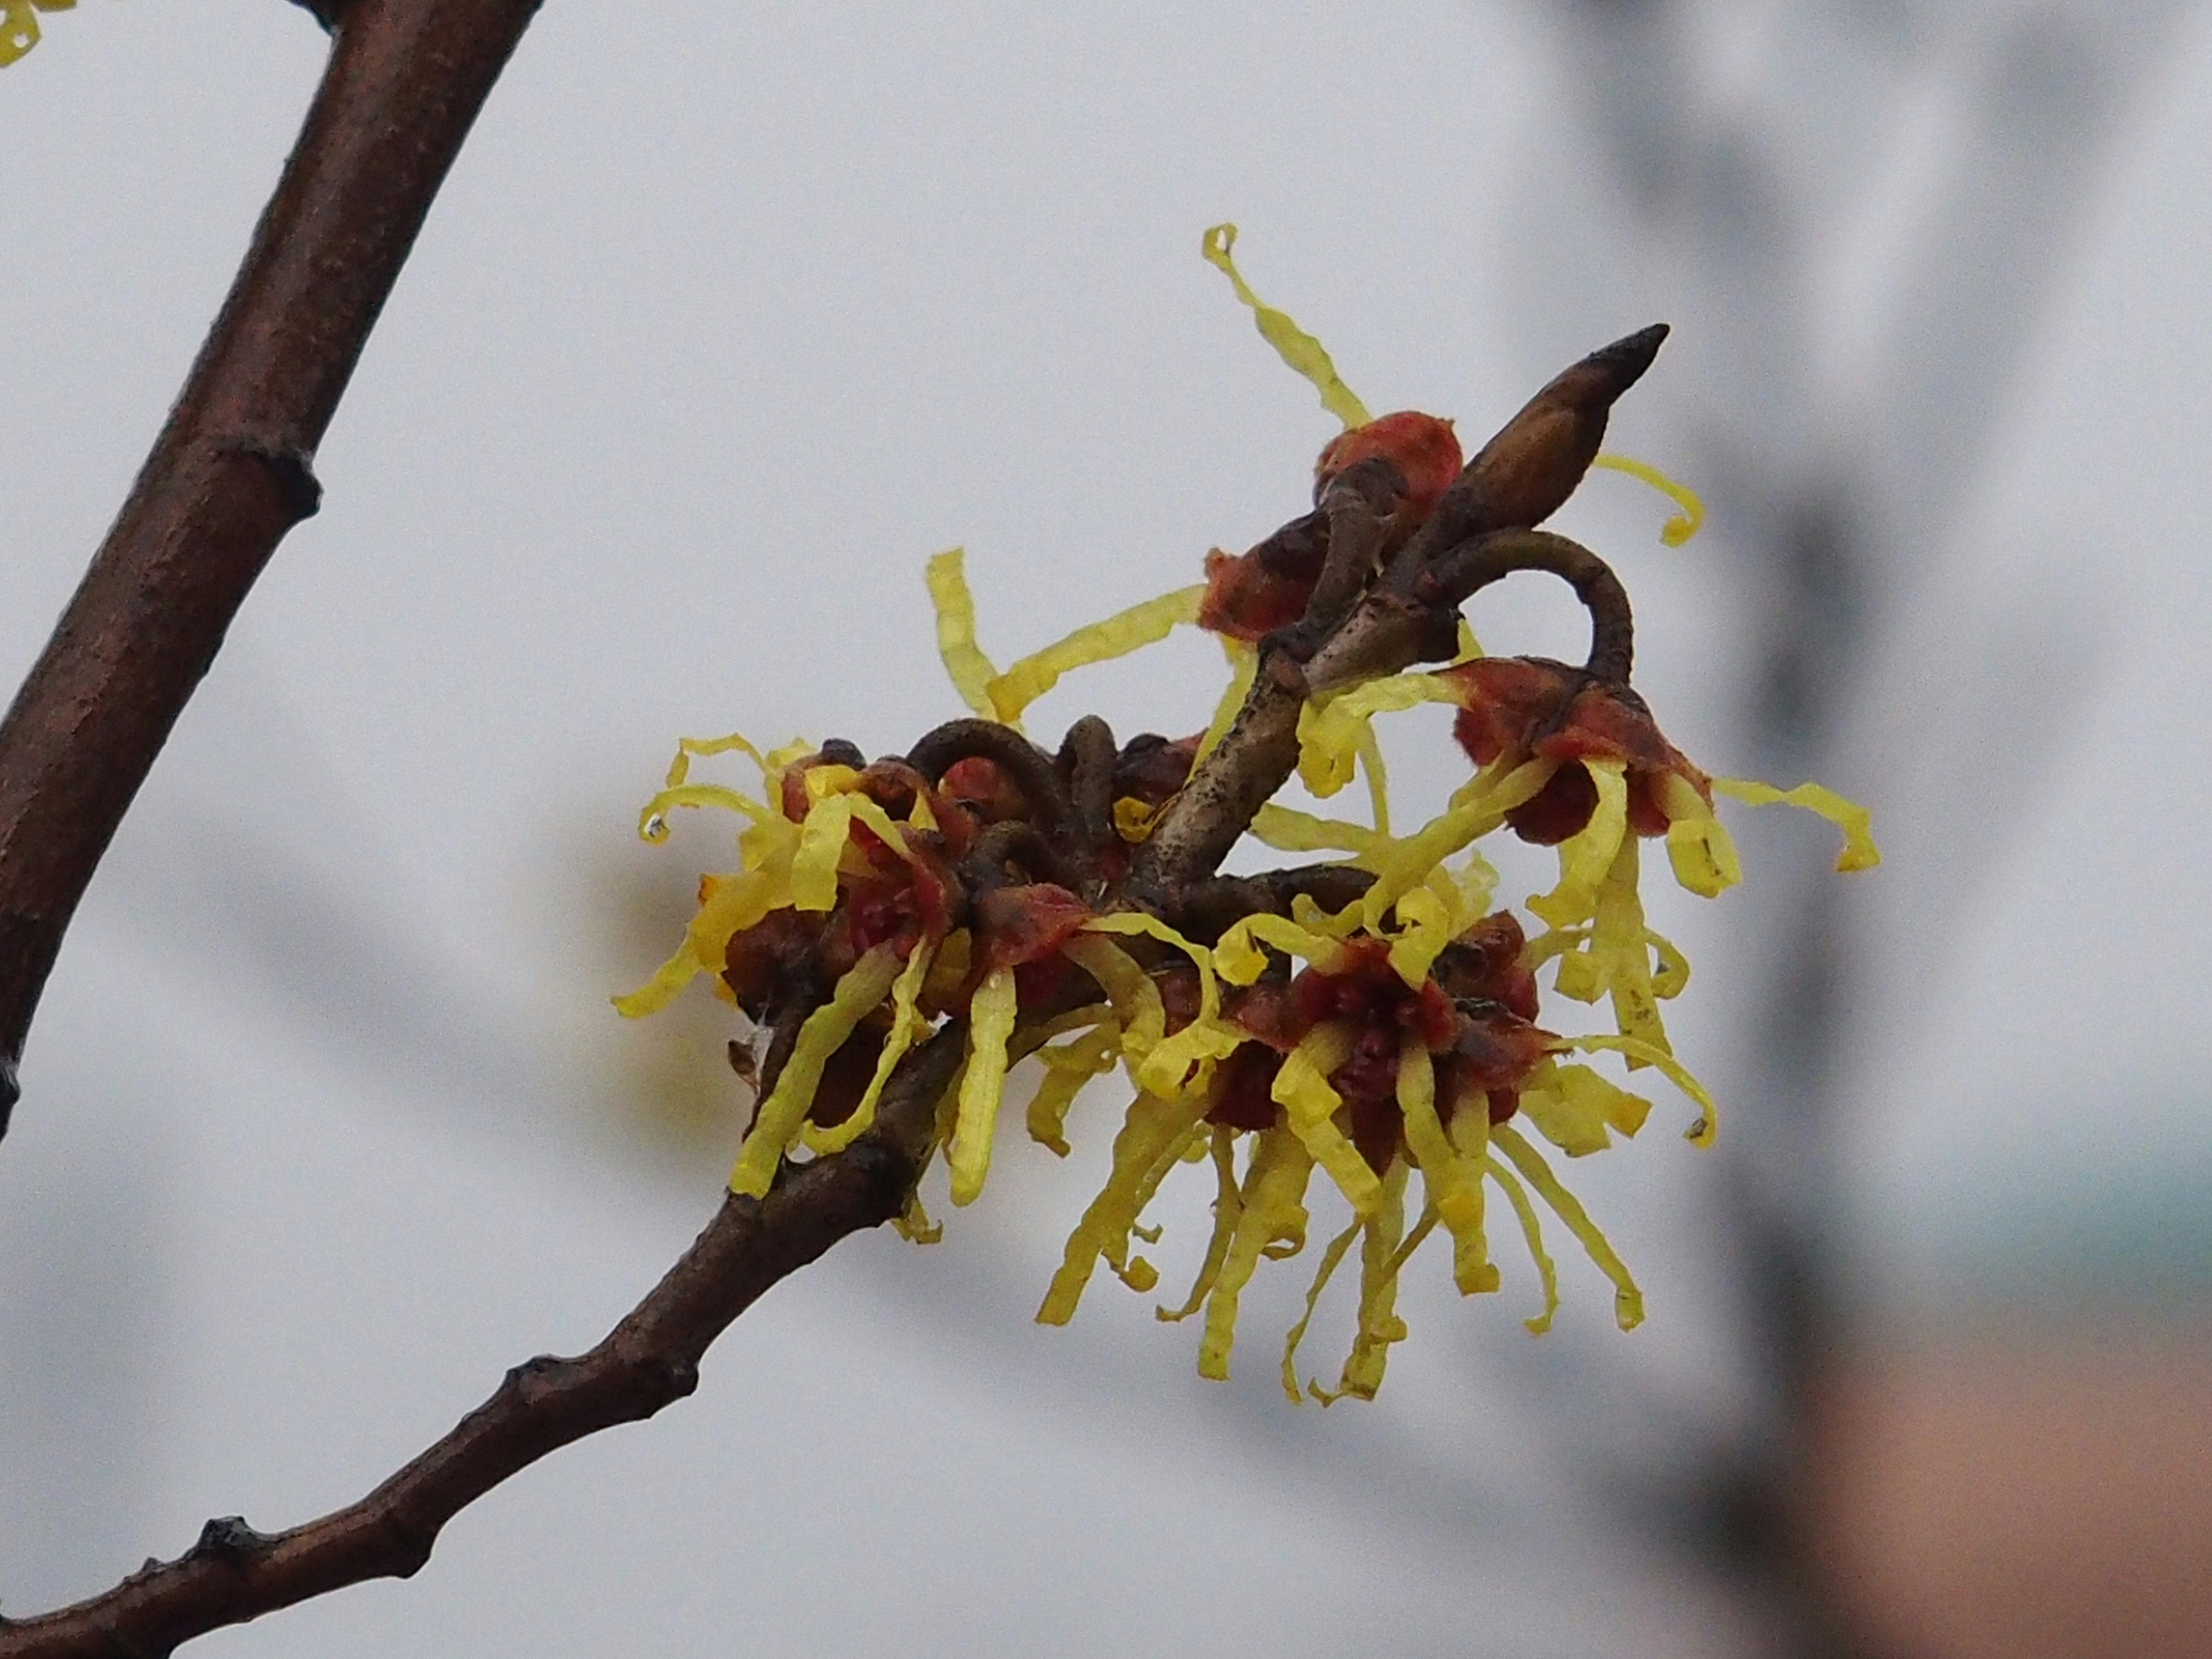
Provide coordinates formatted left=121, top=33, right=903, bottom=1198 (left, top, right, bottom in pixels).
left=0, top=1028, right=968, bottom=1659
left=0, top=0, right=545, bottom=1135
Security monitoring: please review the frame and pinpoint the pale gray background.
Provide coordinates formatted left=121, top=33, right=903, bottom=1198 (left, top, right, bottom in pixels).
left=5, top=1, right=2210, bottom=1653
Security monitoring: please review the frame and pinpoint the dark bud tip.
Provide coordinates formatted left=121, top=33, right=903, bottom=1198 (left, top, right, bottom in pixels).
left=1586, top=324, right=1669, bottom=396
left=1440, top=325, right=1674, bottom=539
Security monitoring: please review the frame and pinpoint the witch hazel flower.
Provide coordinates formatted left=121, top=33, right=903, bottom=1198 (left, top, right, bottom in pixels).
left=616, top=224, right=1877, bottom=1400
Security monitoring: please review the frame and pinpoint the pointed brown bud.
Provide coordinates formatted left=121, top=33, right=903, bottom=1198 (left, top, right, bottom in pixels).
left=1412, top=325, right=1668, bottom=559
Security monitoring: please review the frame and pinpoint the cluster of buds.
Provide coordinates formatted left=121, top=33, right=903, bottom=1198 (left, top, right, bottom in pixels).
left=620, top=226, right=1877, bottom=1401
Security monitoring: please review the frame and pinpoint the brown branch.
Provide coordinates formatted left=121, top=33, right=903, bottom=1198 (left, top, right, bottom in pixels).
left=0, top=1027, right=969, bottom=1659
left=0, top=0, right=546, bottom=1136
left=1422, top=528, right=1637, bottom=684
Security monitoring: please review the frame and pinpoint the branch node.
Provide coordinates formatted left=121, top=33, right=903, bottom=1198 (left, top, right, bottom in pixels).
left=187, top=1517, right=271, bottom=1567
left=379, top=1512, right=440, bottom=1578
left=232, top=442, right=324, bottom=522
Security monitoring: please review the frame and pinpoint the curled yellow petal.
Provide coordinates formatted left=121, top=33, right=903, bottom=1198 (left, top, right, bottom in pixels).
left=1356, top=722, right=1391, bottom=836
left=1060, top=934, right=1166, bottom=1065
left=1714, top=777, right=1882, bottom=873
left=1109, top=1119, right=1209, bottom=1291
left=1516, top=1061, right=1651, bottom=1158
left=1528, top=760, right=1628, bottom=929
left=1040, top=1090, right=1214, bottom=1324
left=1272, top=1024, right=1381, bottom=1217
left=986, top=586, right=1205, bottom=726
left=1297, top=673, right=1461, bottom=800
left=1485, top=1154, right=1558, bottom=1335
left=1589, top=836, right=1669, bottom=1057
left=1384, top=881, right=1460, bottom=988
left=1213, top=911, right=1349, bottom=986
left=663, top=729, right=770, bottom=789
left=1026, top=1021, right=1121, bottom=1157
left=1281, top=1218, right=1362, bottom=1405
left=1160, top=1127, right=1243, bottom=1323
left=1201, top=224, right=1372, bottom=430
left=1250, top=803, right=1387, bottom=862
left=926, top=548, right=1002, bottom=719
left=1664, top=794, right=1744, bottom=896
left=948, top=966, right=1020, bottom=1206
left=729, top=944, right=902, bottom=1197
left=1445, top=1108, right=1502, bottom=1295
left=1589, top=452, right=1706, bottom=547
left=1564, top=1032, right=1721, bottom=1146
left=789, top=791, right=912, bottom=912
left=805, top=942, right=937, bottom=1155
left=612, top=859, right=793, bottom=1018
left=1087, top=912, right=1244, bottom=1096
left=1362, top=756, right=1558, bottom=929
left=1199, top=1127, right=1316, bottom=1380
left=0, top=0, right=66, bottom=67
left=1396, top=1043, right=1491, bottom=1295
left=1647, top=930, right=1690, bottom=997
left=892, top=1191, right=943, bottom=1244
left=1316, top=1158, right=1412, bottom=1403
left=635, top=782, right=774, bottom=840
left=1491, top=1124, right=1645, bottom=1331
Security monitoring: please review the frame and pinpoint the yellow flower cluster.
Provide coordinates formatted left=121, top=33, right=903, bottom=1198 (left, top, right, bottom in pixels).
left=616, top=228, right=1880, bottom=1400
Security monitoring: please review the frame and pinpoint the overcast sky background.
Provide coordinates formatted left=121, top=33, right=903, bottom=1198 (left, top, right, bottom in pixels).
left=5, top=1, right=2211, bottom=1653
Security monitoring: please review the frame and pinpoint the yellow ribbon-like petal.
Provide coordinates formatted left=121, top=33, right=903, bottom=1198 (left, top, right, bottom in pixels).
left=1200, top=224, right=1373, bottom=430
left=1272, top=1023, right=1381, bottom=1217
left=1249, top=803, right=1388, bottom=862
left=1086, top=912, right=1245, bottom=1097
left=925, top=548, right=1002, bottom=719
left=1528, top=760, right=1629, bottom=929
left=729, top=944, right=902, bottom=1196
left=1281, top=1218, right=1362, bottom=1404
left=948, top=966, right=1020, bottom=1206
left=1296, top=673, right=1463, bottom=800
left=1589, top=452, right=1706, bottom=547
left=1362, top=756, right=1558, bottom=929
left=1485, top=1154, right=1559, bottom=1335
left=805, top=941, right=937, bottom=1155
left=1159, top=1127, right=1243, bottom=1324
left=1714, top=777, right=1882, bottom=872
left=1060, top=934, right=1167, bottom=1067
left=1025, top=1021, right=1122, bottom=1157
left=1213, top=911, right=1350, bottom=987
left=1563, top=1032, right=1721, bottom=1146
left=986, top=586, right=1206, bottom=726
left=1396, top=1044, right=1493, bottom=1296
left=1516, top=1060, right=1652, bottom=1158
left=1198, top=1126, right=1316, bottom=1380
left=1040, top=1089, right=1214, bottom=1324
left=1196, top=637, right=1257, bottom=764
left=1491, top=1124, right=1645, bottom=1331
left=1315, top=1159, right=1412, bottom=1403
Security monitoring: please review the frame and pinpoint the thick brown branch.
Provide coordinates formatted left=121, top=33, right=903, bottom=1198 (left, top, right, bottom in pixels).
left=0, top=0, right=544, bottom=1134
left=1125, top=472, right=1405, bottom=891
left=0, top=1029, right=967, bottom=1659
